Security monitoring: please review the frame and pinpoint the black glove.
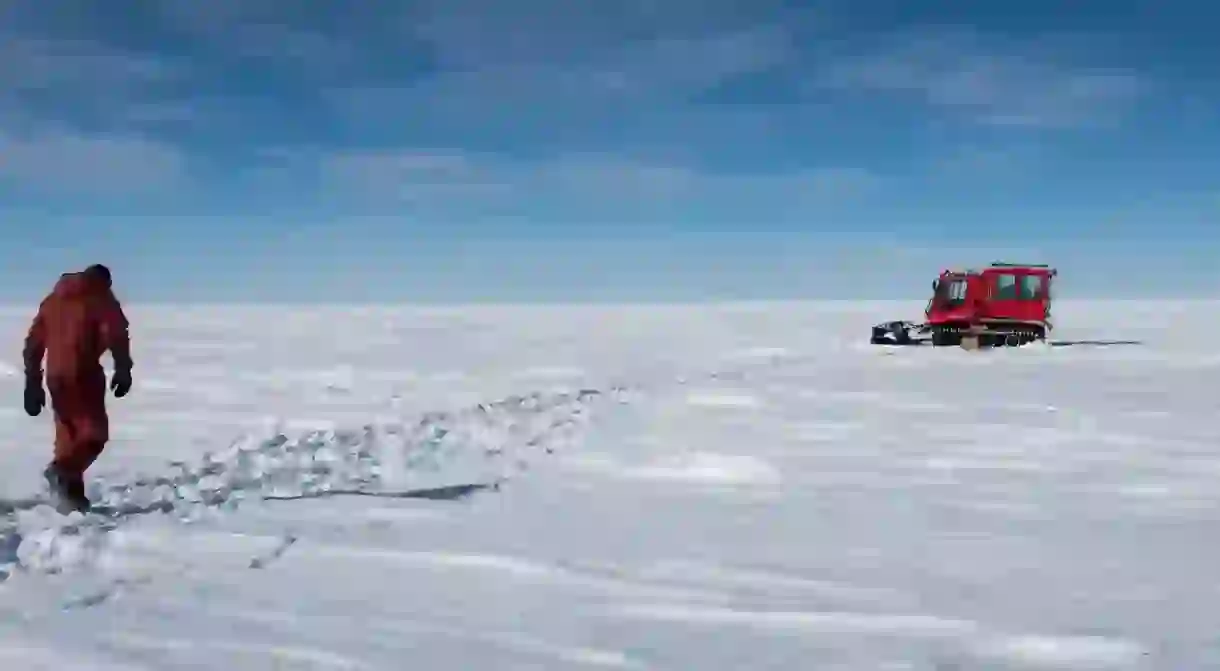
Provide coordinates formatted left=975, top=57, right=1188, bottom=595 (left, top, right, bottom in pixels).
left=23, top=377, right=45, bottom=417
left=110, top=368, right=132, bottom=398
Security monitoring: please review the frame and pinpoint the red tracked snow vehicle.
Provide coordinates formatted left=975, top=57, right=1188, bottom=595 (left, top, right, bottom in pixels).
left=871, top=262, right=1056, bottom=347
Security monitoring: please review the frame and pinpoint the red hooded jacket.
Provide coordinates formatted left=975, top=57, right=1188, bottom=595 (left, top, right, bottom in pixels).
left=23, top=271, right=132, bottom=381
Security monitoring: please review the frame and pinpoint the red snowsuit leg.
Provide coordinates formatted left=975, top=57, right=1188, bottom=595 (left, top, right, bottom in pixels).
left=47, top=370, right=110, bottom=482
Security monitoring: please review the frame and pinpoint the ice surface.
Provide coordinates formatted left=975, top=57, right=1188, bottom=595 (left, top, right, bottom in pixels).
left=0, top=300, right=1216, bottom=668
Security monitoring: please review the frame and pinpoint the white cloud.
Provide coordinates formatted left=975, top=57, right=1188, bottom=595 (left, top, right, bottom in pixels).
left=0, top=36, right=172, bottom=87
left=402, top=0, right=797, bottom=68
left=0, top=34, right=181, bottom=127
left=328, top=26, right=793, bottom=131
left=311, top=148, right=876, bottom=218
left=155, top=1, right=363, bottom=79
left=0, top=130, right=187, bottom=196
left=813, top=28, right=1143, bottom=128
left=321, top=150, right=513, bottom=204
left=0, top=4, right=1151, bottom=204
left=0, top=24, right=190, bottom=197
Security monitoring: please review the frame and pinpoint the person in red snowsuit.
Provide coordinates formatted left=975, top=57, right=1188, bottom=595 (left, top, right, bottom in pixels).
left=23, top=264, right=133, bottom=510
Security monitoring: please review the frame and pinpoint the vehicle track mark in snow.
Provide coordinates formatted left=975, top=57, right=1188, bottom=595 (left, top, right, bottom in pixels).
left=633, top=560, right=914, bottom=608
left=610, top=604, right=1153, bottom=669
left=631, top=453, right=781, bottom=486
left=972, top=634, right=1151, bottom=669
left=291, top=546, right=729, bottom=603
left=565, top=452, right=782, bottom=487
left=110, top=633, right=373, bottom=670
left=135, top=598, right=651, bottom=670
left=511, top=365, right=588, bottom=380
left=0, top=641, right=152, bottom=671
left=685, top=390, right=762, bottom=408
left=398, top=625, right=647, bottom=669
left=607, top=602, right=981, bottom=639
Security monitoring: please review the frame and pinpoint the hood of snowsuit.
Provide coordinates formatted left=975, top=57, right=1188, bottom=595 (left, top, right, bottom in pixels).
left=50, top=272, right=105, bottom=300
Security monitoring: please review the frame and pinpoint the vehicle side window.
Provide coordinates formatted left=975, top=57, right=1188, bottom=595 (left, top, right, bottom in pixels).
left=1020, top=275, right=1044, bottom=300
left=994, top=273, right=1017, bottom=299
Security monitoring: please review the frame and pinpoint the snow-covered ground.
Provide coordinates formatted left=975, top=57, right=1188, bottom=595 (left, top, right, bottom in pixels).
left=0, top=300, right=1217, bottom=669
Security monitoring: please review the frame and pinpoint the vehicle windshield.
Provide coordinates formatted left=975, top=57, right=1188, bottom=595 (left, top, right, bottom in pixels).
left=936, top=277, right=968, bottom=305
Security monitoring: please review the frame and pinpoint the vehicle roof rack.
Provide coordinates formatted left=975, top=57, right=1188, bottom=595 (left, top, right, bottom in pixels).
left=990, top=262, right=1049, bottom=268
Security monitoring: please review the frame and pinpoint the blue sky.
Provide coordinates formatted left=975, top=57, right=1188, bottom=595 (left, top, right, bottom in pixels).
left=0, top=0, right=1216, bottom=302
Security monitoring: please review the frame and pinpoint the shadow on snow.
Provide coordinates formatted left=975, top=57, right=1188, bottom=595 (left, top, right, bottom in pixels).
left=1047, top=340, right=1144, bottom=347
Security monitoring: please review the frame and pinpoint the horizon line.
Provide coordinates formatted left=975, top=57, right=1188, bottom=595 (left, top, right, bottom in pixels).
left=1, top=297, right=1217, bottom=312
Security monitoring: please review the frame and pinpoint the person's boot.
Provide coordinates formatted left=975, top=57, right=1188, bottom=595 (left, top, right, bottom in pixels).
left=43, top=464, right=91, bottom=514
